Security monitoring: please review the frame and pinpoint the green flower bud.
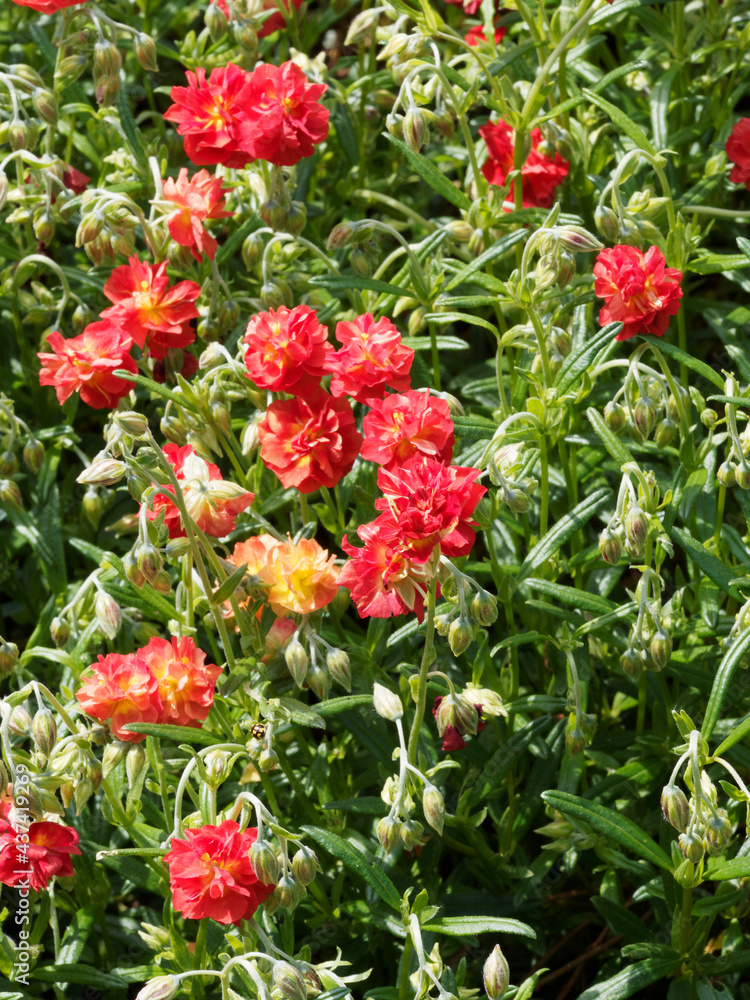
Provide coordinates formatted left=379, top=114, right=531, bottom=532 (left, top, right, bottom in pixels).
left=115, top=411, right=150, bottom=437
left=704, top=809, right=732, bottom=856
left=203, top=749, right=233, bottom=788
left=206, top=2, right=229, bottom=39
left=448, top=615, right=475, bottom=657
left=307, top=665, right=331, bottom=700
left=95, top=590, right=122, bottom=640
left=326, top=648, right=351, bottom=691
left=470, top=589, right=498, bottom=626
left=285, top=635, right=308, bottom=686
left=661, top=783, right=689, bottom=833
left=249, top=838, right=281, bottom=885
left=634, top=397, right=657, bottom=440
left=599, top=527, right=623, bottom=565
left=78, top=459, right=126, bottom=487
left=655, top=418, right=677, bottom=450
left=603, top=399, right=627, bottom=434
left=620, top=648, right=643, bottom=681
left=133, top=33, right=158, bottom=73
left=483, top=945, right=510, bottom=1000
left=31, top=708, right=57, bottom=755
left=649, top=629, right=672, bottom=671
left=422, top=784, right=445, bottom=836
left=399, top=819, right=424, bottom=851
left=50, top=616, right=70, bottom=647
left=624, top=507, right=649, bottom=552
left=736, top=465, right=750, bottom=490
left=273, top=962, right=307, bottom=1000
left=22, top=438, right=44, bottom=474
left=373, top=683, right=403, bottom=721
left=0, top=479, right=24, bottom=512
left=258, top=747, right=279, bottom=772
left=377, top=816, right=400, bottom=854
left=9, top=704, right=31, bottom=736
left=274, top=873, right=302, bottom=910
left=102, top=740, right=129, bottom=778
left=595, top=204, right=620, bottom=242
left=0, top=451, right=17, bottom=477
left=679, top=831, right=704, bottom=864
left=126, top=744, right=147, bottom=787
left=717, top=461, right=737, bottom=488
left=291, top=845, right=319, bottom=886
left=242, top=231, right=265, bottom=270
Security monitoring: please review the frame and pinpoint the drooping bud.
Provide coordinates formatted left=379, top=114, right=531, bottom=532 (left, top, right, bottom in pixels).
left=22, top=438, right=44, bottom=474
left=95, top=590, right=122, bottom=640
left=679, top=831, right=704, bottom=864
left=403, top=107, right=429, bottom=154
left=373, top=683, right=403, bottom=721
left=307, top=665, right=331, bottom=700
left=133, top=33, right=158, bottom=73
left=660, top=783, right=689, bottom=833
left=50, top=616, right=70, bottom=647
left=32, top=88, right=59, bottom=125
left=624, top=506, right=649, bottom=552
left=249, top=838, right=280, bottom=885
left=326, top=648, right=351, bottom=691
left=115, top=411, right=150, bottom=437
left=0, top=479, right=24, bottom=512
left=399, top=819, right=424, bottom=851
left=31, top=708, right=57, bottom=755
left=134, top=977, right=180, bottom=1000
left=620, top=648, right=643, bottom=681
left=448, top=616, right=476, bottom=657
left=422, top=785, right=445, bottom=836
left=258, top=747, right=279, bottom=772
left=633, top=397, right=657, bottom=440
left=285, top=635, right=308, bottom=686
left=470, top=590, right=498, bottom=626
left=377, top=816, right=401, bottom=854
left=594, top=204, right=620, bottom=242
left=599, top=527, right=623, bottom=566
left=291, top=845, right=319, bottom=886
left=603, top=400, right=626, bottom=435
left=205, top=1, right=229, bottom=39
left=242, top=231, right=265, bottom=270
left=9, top=704, right=32, bottom=736
left=125, top=744, right=147, bottom=787
left=703, top=809, right=732, bottom=856
left=655, top=418, right=677, bottom=450
left=273, top=962, right=307, bottom=1000
left=649, top=629, right=672, bottom=671
left=717, top=461, right=737, bottom=488
left=483, top=945, right=510, bottom=1000
left=736, top=464, right=750, bottom=491
left=102, top=740, right=129, bottom=778
left=274, top=874, right=302, bottom=910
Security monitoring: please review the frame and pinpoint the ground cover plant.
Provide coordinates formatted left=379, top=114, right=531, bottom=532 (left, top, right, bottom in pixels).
left=2, top=0, right=750, bottom=997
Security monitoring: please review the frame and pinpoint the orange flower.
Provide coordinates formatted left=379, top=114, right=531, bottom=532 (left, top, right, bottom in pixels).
left=76, top=653, right=162, bottom=742
left=594, top=245, right=683, bottom=341
left=163, top=168, right=233, bottom=262
left=139, top=636, right=222, bottom=728
left=243, top=305, right=332, bottom=397
left=37, top=322, right=137, bottom=410
left=229, top=534, right=339, bottom=616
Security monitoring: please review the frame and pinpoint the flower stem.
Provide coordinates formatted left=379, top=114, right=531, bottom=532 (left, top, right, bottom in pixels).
left=407, top=577, right=438, bottom=767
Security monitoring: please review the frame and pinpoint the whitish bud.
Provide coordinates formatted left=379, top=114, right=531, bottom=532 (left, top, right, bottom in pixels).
left=258, top=747, right=279, bottom=772
left=377, top=816, right=401, bottom=854
left=249, top=838, right=280, bottom=885
left=135, top=976, right=179, bottom=1000
left=32, top=708, right=57, bottom=755
left=285, top=635, right=308, bottom=686
left=95, top=591, right=122, bottom=640
left=556, top=226, right=603, bottom=253
left=291, top=846, right=319, bottom=886
left=326, top=648, right=351, bottom=691
left=115, top=411, right=150, bottom=437
left=345, top=7, right=379, bottom=45
left=126, top=744, right=147, bottom=787
left=9, top=704, right=31, bottom=736
left=422, top=785, right=445, bottom=836
left=483, top=945, right=510, bottom=1000
left=273, top=963, right=307, bottom=1000
left=203, top=749, right=232, bottom=788
left=373, top=683, right=403, bottom=721
left=660, top=784, right=689, bottom=833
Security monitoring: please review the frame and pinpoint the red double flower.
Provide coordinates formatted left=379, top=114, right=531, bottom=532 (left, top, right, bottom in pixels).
left=594, top=245, right=683, bottom=341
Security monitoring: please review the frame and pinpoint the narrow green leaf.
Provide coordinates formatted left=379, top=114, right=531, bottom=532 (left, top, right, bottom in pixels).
left=555, top=322, right=622, bottom=395
left=707, top=395, right=750, bottom=407
left=421, top=916, right=535, bottom=939
left=582, top=88, right=657, bottom=156
left=452, top=414, right=498, bottom=439
left=516, top=488, right=612, bottom=583
left=114, top=87, right=149, bottom=169
left=113, top=370, right=201, bottom=413
left=301, top=826, right=401, bottom=910
left=669, top=526, right=742, bottom=601
left=650, top=65, right=681, bottom=149
left=701, top=629, right=750, bottom=739
left=423, top=312, right=499, bottom=335
left=640, top=336, right=724, bottom=389
left=276, top=695, right=326, bottom=729
left=383, top=133, right=472, bottom=211
left=402, top=335, right=469, bottom=352
left=586, top=407, right=636, bottom=466
left=442, top=230, right=526, bottom=292
left=525, top=580, right=617, bottom=615
left=573, top=602, right=638, bottom=638
left=575, top=956, right=681, bottom=1000
left=315, top=694, right=373, bottom=717
left=705, top=857, right=750, bottom=881
left=58, top=906, right=97, bottom=967
left=542, top=790, right=673, bottom=871
left=737, top=236, right=750, bottom=262
left=688, top=253, right=750, bottom=275
left=33, top=965, right=130, bottom=988
left=713, top=712, right=750, bottom=757
left=210, top=563, right=249, bottom=607
left=308, top=273, right=415, bottom=299
left=469, top=717, right=552, bottom=806
left=122, top=722, right=227, bottom=746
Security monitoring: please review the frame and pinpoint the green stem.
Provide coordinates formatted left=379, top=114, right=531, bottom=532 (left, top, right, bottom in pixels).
left=539, top=433, right=549, bottom=537
left=714, top=485, right=726, bottom=549
left=407, top=578, right=438, bottom=767
left=429, top=321, right=441, bottom=391
left=680, top=885, right=692, bottom=953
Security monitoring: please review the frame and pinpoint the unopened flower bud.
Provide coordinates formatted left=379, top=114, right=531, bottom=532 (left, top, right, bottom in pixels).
left=661, top=784, right=689, bottom=833
left=327, top=222, right=358, bottom=251
left=701, top=408, right=717, bottom=430
left=718, top=461, right=737, bottom=488
left=556, top=227, right=603, bottom=254
left=377, top=816, right=400, bottom=854
left=403, top=107, right=428, bottom=154
left=595, top=204, right=620, bottom=242
left=326, top=648, right=351, bottom=691
left=102, top=740, right=129, bottom=778
left=152, top=570, right=172, bottom=594
left=634, top=397, right=657, bottom=440
left=259, top=198, right=287, bottom=231
left=0, top=172, right=8, bottom=212
left=400, top=819, right=423, bottom=850
left=603, top=400, right=626, bottom=434
left=137, top=542, right=163, bottom=584
left=470, top=590, right=498, bottom=626
left=32, top=708, right=57, bottom=755
left=203, top=749, right=232, bottom=788
left=273, top=962, right=307, bottom=1000
left=233, top=17, right=258, bottom=53
left=206, top=1, right=229, bottom=39
left=95, top=590, right=122, bottom=640
left=249, top=838, right=281, bottom=885
left=291, top=845, right=319, bottom=885
left=483, top=945, right=510, bottom=1000
left=74, top=777, right=94, bottom=814
left=556, top=250, right=576, bottom=290
left=307, top=665, right=331, bottom=700
left=0, top=451, right=17, bottom=477
left=286, top=201, right=306, bottom=238
left=274, top=873, right=302, bottom=910
left=9, top=704, right=31, bottom=736
left=115, top=411, right=150, bottom=437
left=242, top=231, right=265, bottom=270
left=625, top=507, right=649, bottom=551
left=649, top=629, right=672, bottom=671
left=422, top=785, right=445, bottom=835
left=50, top=616, right=70, bottom=647
left=655, top=418, right=677, bottom=450
left=598, top=527, right=623, bottom=565
left=134, top=33, right=158, bottom=73
left=0, top=479, right=24, bottom=512
left=32, top=88, right=58, bottom=125
left=373, top=683, right=403, bottom=721
left=258, top=747, right=279, bottom=772
left=55, top=54, right=88, bottom=90
left=22, top=438, right=44, bottom=474
left=736, top=464, right=750, bottom=490
left=285, top=635, right=308, bottom=686
left=135, top=976, right=179, bottom=1000
left=704, top=809, right=732, bottom=856
left=448, top=616, right=475, bottom=657
left=679, top=831, right=704, bottom=864
left=78, top=459, right=126, bottom=487
left=126, top=744, right=147, bottom=787
left=620, top=647, right=643, bottom=681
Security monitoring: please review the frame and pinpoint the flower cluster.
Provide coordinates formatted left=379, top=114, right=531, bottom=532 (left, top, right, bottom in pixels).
left=165, top=60, right=329, bottom=169
left=76, top=636, right=222, bottom=741
left=147, top=443, right=255, bottom=539
left=480, top=118, right=569, bottom=207
left=164, top=821, right=273, bottom=924
left=38, top=257, right=201, bottom=410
